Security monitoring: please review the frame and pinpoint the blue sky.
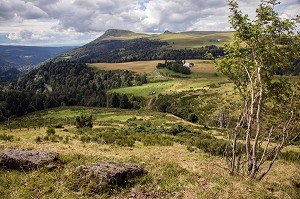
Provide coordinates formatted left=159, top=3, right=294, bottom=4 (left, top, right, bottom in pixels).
left=0, top=0, right=299, bottom=46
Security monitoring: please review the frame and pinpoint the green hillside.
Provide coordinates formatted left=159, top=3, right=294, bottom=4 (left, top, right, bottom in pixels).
left=151, top=31, right=234, bottom=49
left=1, top=106, right=299, bottom=198
left=59, top=29, right=227, bottom=63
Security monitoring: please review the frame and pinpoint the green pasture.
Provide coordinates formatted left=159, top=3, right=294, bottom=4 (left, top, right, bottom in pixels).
left=151, top=32, right=234, bottom=49
left=109, top=81, right=175, bottom=98
left=103, top=33, right=150, bottom=41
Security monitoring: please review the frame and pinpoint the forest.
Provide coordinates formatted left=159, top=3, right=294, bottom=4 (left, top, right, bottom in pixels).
left=60, top=38, right=225, bottom=63
left=0, top=61, right=147, bottom=120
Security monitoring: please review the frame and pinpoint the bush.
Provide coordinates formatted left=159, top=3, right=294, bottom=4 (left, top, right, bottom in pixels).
left=34, top=136, right=42, bottom=143
left=76, top=115, right=93, bottom=128
left=279, top=151, right=300, bottom=162
left=188, top=113, right=198, bottom=123
left=46, top=127, right=56, bottom=136
left=0, top=134, right=14, bottom=141
left=53, top=124, right=64, bottom=128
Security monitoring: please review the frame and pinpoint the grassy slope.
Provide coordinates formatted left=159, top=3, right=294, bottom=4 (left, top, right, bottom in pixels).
left=0, top=107, right=299, bottom=198
left=102, top=33, right=150, bottom=41
left=95, top=30, right=234, bottom=49
left=96, top=60, right=231, bottom=98
left=151, top=32, right=234, bottom=49
left=88, top=60, right=163, bottom=75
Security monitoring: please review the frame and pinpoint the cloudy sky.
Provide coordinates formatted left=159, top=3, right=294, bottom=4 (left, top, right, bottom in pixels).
left=0, top=0, right=299, bottom=46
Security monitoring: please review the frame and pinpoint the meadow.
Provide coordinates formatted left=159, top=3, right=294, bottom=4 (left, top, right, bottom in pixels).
left=88, top=60, right=162, bottom=75
left=98, top=31, right=234, bottom=49
left=1, top=107, right=299, bottom=198
left=90, top=60, right=231, bottom=98
left=151, top=32, right=234, bottom=49
left=1, top=60, right=299, bottom=198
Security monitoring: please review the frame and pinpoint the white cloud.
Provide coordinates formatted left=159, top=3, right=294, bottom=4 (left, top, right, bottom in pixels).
left=0, top=0, right=299, bottom=46
left=7, top=29, right=33, bottom=40
left=0, top=0, right=48, bottom=21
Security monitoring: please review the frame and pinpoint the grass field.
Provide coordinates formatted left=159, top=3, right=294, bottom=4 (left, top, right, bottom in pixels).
left=89, top=60, right=216, bottom=74
left=151, top=32, right=234, bottom=49
left=93, top=31, right=234, bottom=49
left=109, top=81, right=175, bottom=98
left=96, top=60, right=231, bottom=98
left=1, top=107, right=299, bottom=198
left=88, top=60, right=163, bottom=75
left=97, top=30, right=234, bottom=49
left=103, top=32, right=150, bottom=41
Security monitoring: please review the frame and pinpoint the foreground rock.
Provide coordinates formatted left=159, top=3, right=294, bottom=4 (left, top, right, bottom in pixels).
left=74, top=160, right=146, bottom=188
left=0, top=148, right=59, bottom=170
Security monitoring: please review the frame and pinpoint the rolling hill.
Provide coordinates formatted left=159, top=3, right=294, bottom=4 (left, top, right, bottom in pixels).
left=58, top=29, right=230, bottom=63
left=0, top=45, right=76, bottom=83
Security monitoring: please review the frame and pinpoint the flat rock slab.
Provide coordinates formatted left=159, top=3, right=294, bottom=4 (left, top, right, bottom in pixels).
left=74, top=160, right=146, bottom=187
left=0, top=148, right=59, bottom=170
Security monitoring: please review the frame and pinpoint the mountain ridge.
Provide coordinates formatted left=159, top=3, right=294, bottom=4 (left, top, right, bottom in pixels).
left=59, top=29, right=228, bottom=63
left=0, top=45, right=76, bottom=83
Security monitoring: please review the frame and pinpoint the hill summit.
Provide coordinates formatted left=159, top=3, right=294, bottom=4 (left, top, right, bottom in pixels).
left=101, top=29, right=135, bottom=38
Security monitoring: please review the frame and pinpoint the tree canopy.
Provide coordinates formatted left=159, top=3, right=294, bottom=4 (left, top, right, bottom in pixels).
left=215, top=0, right=300, bottom=180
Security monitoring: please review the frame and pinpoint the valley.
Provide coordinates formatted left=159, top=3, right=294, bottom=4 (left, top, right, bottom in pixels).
left=0, top=45, right=76, bottom=83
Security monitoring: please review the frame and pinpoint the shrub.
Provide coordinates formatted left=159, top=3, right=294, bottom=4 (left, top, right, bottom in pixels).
left=34, top=136, right=42, bottom=143
left=188, top=113, right=198, bottom=123
left=53, top=124, right=64, bottom=128
left=279, top=151, right=300, bottom=162
left=0, top=134, right=14, bottom=141
left=46, top=126, right=55, bottom=136
left=76, top=115, right=93, bottom=128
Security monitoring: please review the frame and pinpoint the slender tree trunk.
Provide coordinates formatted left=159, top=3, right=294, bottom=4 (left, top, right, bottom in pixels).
left=230, top=131, right=237, bottom=175
left=251, top=67, right=263, bottom=177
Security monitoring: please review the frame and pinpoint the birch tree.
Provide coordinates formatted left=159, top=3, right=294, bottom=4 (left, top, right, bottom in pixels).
left=215, top=0, right=300, bottom=180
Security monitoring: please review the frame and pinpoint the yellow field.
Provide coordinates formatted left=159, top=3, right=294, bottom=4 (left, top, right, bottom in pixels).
left=187, top=60, right=216, bottom=73
left=88, top=60, right=163, bottom=75
left=88, top=60, right=216, bottom=75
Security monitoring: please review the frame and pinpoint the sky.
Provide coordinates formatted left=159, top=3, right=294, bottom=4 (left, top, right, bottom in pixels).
left=0, top=0, right=299, bottom=46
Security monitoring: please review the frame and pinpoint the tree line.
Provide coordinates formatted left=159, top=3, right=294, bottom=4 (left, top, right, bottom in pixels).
left=58, top=37, right=225, bottom=63
left=156, top=60, right=191, bottom=74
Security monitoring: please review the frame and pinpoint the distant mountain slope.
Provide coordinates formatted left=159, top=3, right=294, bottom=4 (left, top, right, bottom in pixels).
left=0, top=45, right=75, bottom=70
left=154, top=31, right=234, bottom=49
left=59, top=29, right=228, bottom=63
left=0, top=45, right=76, bottom=83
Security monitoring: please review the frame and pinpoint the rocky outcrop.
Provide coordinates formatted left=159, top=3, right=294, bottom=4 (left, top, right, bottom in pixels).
left=0, top=148, right=60, bottom=170
left=74, top=160, right=146, bottom=187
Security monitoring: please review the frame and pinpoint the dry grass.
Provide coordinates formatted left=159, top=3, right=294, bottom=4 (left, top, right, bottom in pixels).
left=88, top=61, right=164, bottom=75
left=88, top=60, right=216, bottom=76
left=187, top=60, right=216, bottom=73
left=1, top=125, right=299, bottom=198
